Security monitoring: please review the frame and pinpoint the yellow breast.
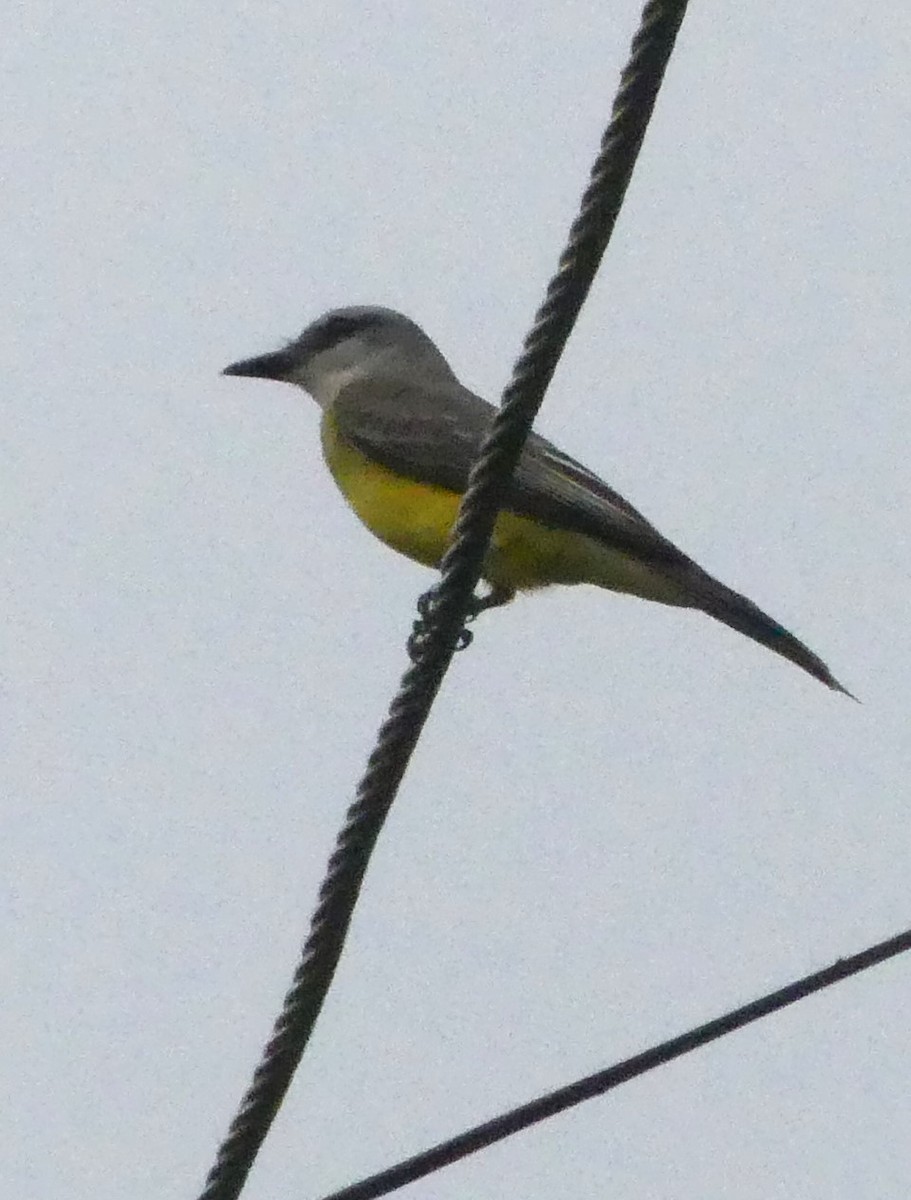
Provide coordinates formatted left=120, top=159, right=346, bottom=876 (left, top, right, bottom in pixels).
left=321, top=409, right=462, bottom=568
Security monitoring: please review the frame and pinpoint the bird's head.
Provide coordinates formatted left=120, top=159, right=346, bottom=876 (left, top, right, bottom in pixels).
left=223, top=305, right=455, bottom=407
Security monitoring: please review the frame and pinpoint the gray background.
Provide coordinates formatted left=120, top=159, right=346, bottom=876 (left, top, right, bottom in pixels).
left=4, top=3, right=910, bottom=1197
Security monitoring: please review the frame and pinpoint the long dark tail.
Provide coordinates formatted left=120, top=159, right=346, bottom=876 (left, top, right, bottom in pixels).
left=689, top=573, right=856, bottom=698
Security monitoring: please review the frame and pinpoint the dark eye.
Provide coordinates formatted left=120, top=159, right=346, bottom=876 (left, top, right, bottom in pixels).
left=324, top=314, right=357, bottom=338
left=298, top=311, right=373, bottom=357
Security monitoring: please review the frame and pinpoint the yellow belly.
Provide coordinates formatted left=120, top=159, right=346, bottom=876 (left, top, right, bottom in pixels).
left=320, top=411, right=685, bottom=603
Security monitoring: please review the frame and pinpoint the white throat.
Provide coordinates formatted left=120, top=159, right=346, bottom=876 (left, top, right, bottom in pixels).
left=302, top=361, right=373, bottom=410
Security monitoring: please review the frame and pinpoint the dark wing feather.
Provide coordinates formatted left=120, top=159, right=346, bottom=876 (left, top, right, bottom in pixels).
left=332, top=379, right=688, bottom=567
left=332, top=378, right=489, bottom=491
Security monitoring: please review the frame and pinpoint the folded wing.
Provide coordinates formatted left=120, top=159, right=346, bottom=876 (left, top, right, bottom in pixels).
left=332, top=379, right=689, bottom=568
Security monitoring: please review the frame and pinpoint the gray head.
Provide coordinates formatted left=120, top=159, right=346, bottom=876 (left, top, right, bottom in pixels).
left=223, top=305, right=457, bottom=407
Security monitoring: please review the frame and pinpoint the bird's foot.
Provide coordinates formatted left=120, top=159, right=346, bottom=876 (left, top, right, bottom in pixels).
left=408, top=589, right=473, bottom=660
left=407, top=584, right=514, bottom=662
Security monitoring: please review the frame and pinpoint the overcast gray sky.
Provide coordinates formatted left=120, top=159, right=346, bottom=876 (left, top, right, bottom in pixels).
left=4, top=3, right=910, bottom=1198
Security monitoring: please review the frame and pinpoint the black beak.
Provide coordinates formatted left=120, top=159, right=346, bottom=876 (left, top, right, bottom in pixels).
left=222, top=349, right=294, bottom=381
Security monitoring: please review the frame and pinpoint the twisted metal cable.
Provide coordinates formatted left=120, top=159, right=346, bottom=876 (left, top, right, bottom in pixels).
left=196, top=3, right=690, bottom=1198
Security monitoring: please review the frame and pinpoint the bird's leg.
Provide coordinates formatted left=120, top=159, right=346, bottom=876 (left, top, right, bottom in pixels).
left=407, top=584, right=515, bottom=661
left=465, top=583, right=516, bottom=620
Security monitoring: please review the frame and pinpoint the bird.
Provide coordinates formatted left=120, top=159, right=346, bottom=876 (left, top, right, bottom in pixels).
left=223, top=305, right=852, bottom=696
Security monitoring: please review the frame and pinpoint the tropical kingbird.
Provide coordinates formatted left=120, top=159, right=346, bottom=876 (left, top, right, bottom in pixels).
left=224, top=305, right=851, bottom=695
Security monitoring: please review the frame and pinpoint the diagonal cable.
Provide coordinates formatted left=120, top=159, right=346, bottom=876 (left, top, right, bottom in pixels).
left=195, top=3, right=690, bottom=1198
left=317, top=926, right=911, bottom=1200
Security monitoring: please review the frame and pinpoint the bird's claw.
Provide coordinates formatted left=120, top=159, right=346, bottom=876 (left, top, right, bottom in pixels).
left=408, top=589, right=476, bottom=661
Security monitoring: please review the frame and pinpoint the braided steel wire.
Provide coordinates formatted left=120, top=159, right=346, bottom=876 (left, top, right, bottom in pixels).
left=196, top=3, right=689, bottom=1198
